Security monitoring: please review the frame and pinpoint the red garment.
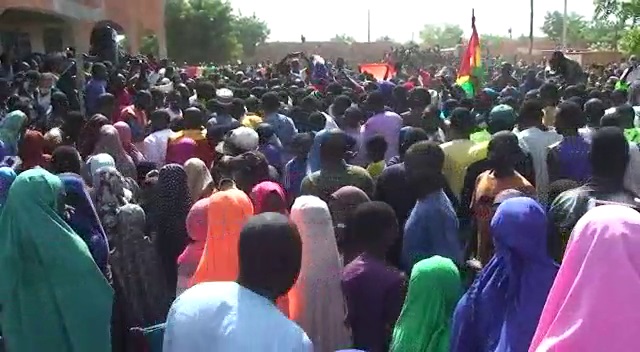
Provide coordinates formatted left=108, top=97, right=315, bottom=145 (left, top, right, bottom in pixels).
left=113, top=90, right=133, bottom=122
left=418, top=69, right=432, bottom=88
left=166, top=130, right=214, bottom=167
left=18, top=130, right=51, bottom=170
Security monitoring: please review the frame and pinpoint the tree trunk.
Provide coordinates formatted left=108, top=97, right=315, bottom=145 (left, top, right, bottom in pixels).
left=529, top=0, right=534, bottom=55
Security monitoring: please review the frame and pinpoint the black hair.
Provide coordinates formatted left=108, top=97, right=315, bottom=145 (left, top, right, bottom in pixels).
left=365, top=135, right=388, bottom=163
left=555, top=101, right=584, bottom=134
left=548, top=179, right=579, bottom=205
left=590, top=126, right=629, bottom=180
left=261, top=92, right=281, bottom=112
left=584, top=98, right=605, bottom=126
left=237, top=212, right=302, bottom=301
left=346, top=201, right=398, bottom=249
left=615, top=104, right=635, bottom=128
left=449, top=107, right=475, bottom=137
left=488, top=131, right=522, bottom=175
left=518, top=99, right=544, bottom=126
left=539, top=83, right=559, bottom=106
left=408, top=87, right=431, bottom=109
left=404, top=141, right=446, bottom=198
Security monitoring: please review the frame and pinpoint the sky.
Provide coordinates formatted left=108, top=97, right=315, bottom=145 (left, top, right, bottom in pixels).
left=228, top=0, right=596, bottom=42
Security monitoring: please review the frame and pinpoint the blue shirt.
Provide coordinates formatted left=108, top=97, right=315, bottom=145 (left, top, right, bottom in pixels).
left=284, top=157, right=307, bottom=198
left=85, top=79, right=107, bottom=115
left=402, top=190, right=461, bottom=272
left=264, top=113, right=297, bottom=147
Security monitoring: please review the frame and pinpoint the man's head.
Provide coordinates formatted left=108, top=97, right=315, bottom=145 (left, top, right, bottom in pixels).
left=91, top=63, right=107, bottom=80
left=0, top=78, right=10, bottom=101
left=487, top=104, right=517, bottom=134
left=150, top=109, right=171, bottom=132
left=229, top=150, right=270, bottom=194
left=51, top=91, right=69, bottom=114
left=555, top=101, right=584, bottom=135
left=404, top=141, right=445, bottom=198
left=518, top=99, right=544, bottom=128
left=407, top=87, right=432, bottom=110
left=539, top=83, right=559, bottom=107
left=590, top=126, right=629, bottom=181
left=332, top=95, right=353, bottom=117
left=449, top=107, right=475, bottom=138
left=365, top=91, right=386, bottom=113
left=346, top=201, right=399, bottom=255
left=501, top=62, right=513, bottom=76
left=261, top=92, right=281, bottom=114
left=488, top=131, right=522, bottom=173
left=290, top=132, right=314, bottom=159
left=134, top=90, right=152, bottom=110
left=584, top=98, right=605, bottom=127
left=237, top=212, right=302, bottom=301
left=319, top=129, right=349, bottom=166
left=343, top=106, right=364, bottom=129
left=183, top=107, right=205, bottom=130
left=611, top=89, right=628, bottom=107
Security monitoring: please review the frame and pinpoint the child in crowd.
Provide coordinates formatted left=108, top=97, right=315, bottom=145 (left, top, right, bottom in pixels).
left=365, top=134, right=387, bottom=180
left=284, top=132, right=313, bottom=202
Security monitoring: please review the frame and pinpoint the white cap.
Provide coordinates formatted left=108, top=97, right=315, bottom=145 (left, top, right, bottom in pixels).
left=215, top=126, right=259, bottom=155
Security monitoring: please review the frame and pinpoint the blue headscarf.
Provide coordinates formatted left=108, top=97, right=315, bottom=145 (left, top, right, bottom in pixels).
left=451, top=197, right=558, bottom=352
left=0, top=110, right=27, bottom=156
left=59, top=173, right=110, bottom=275
left=0, top=166, right=17, bottom=211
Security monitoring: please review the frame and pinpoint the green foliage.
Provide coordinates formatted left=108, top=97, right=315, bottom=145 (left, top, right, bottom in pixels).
left=331, top=34, right=356, bottom=43
left=419, top=24, right=463, bottom=48
left=140, top=35, right=159, bottom=56
left=164, top=0, right=270, bottom=64
left=620, top=27, right=640, bottom=54
left=592, top=0, right=640, bottom=52
left=540, top=11, right=588, bottom=44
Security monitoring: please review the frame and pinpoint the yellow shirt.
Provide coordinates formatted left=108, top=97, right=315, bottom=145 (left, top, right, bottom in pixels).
left=440, top=139, right=482, bottom=200
left=366, top=160, right=386, bottom=180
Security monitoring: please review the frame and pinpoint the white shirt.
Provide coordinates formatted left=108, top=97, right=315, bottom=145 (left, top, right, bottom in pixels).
left=163, top=282, right=313, bottom=352
left=143, top=128, right=173, bottom=165
left=625, top=142, right=640, bottom=196
left=517, top=127, right=562, bottom=204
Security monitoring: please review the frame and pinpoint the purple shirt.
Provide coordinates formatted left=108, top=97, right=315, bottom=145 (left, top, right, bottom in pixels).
left=360, top=111, right=403, bottom=164
left=342, top=253, right=405, bottom=352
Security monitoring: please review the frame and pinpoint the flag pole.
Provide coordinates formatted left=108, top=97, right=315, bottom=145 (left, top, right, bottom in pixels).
left=367, top=9, right=371, bottom=43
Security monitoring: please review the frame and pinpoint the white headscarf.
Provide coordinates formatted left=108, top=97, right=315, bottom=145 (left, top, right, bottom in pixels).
left=183, top=158, right=213, bottom=202
left=289, top=195, right=351, bottom=351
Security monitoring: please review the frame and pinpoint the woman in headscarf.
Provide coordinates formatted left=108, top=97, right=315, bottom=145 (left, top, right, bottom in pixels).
left=165, top=137, right=197, bottom=165
left=451, top=197, right=558, bottom=352
left=289, top=195, right=351, bottom=352
left=17, top=129, right=51, bottom=172
left=0, top=110, right=28, bottom=156
left=0, top=166, right=16, bottom=211
left=0, top=168, right=112, bottom=352
left=328, top=185, right=371, bottom=262
left=50, top=145, right=82, bottom=174
left=60, top=172, right=110, bottom=276
left=191, top=184, right=254, bottom=285
left=92, top=166, right=171, bottom=349
left=184, top=157, right=213, bottom=202
left=250, top=180, right=288, bottom=214
left=114, top=121, right=145, bottom=164
left=78, top=113, right=109, bottom=159
left=92, top=124, right=137, bottom=179
left=176, top=198, right=208, bottom=296
left=529, top=205, right=640, bottom=352
left=390, top=256, right=461, bottom=352
left=151, top=164, right=192, bottom=292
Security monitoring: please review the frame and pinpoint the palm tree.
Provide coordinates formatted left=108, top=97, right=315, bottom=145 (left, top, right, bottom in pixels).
left=529, top=0, right=534, bottom=55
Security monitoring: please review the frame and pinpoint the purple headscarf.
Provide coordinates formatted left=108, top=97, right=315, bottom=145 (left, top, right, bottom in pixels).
left=451, top=197, right=558, bottom=352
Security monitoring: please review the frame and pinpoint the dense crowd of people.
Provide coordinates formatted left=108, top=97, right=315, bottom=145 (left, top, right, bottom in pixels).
left=0, top=46, right=640, bottom=352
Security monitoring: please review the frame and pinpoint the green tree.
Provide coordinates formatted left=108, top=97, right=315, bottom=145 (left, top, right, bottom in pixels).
left=621, top=27, right=640, bottom=54
left=234, top=14, right=270, bottom=58
left=140, top=34, right=159, bottom=56
left=330, top=34, right=356, bottom=43
left=165, top=0, right=242, bottom=64
left=593, top=0, right=640, bottom=50
left=419, top=24, right=463, bottom=48
left=540, top=11, right=588, bottom=45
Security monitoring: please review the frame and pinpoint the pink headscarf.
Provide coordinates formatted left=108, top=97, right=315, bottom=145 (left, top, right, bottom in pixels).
left=113, top=121, right=144, bottom=164
left=529, top=205, right=640, bottom=352
left=165, top=137, right=197, bottom=165
left=177, top=197, right=208, bottom=266
left=250, top=181, right=287, bottom=214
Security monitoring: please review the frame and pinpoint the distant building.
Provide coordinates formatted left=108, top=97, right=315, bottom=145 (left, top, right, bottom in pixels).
left=0, top=0, right=166, bottom=57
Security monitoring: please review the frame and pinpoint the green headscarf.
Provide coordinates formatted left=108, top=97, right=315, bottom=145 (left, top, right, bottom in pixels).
left=0, top=168, right=113, bottom=352
left=0, top=110, right=28, bottom=155
left=390, top=256, right=461, bottom=352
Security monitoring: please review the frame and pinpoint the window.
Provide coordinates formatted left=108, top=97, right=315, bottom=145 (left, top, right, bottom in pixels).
left=43, top=28, right=64, bottom=53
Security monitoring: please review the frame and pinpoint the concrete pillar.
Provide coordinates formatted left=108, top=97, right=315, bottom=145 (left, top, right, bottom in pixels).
left=158, top=0, right=168, bottom=58
left=126, top=22, right=140, bottom=54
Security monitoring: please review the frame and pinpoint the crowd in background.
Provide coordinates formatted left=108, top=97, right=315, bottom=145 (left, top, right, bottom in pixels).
left=0, top=46, right=640, bottom=352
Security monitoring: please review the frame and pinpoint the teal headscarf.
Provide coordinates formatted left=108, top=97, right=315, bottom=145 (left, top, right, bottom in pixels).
left=390, top=256, right=462, bottom=352
left=0, top=166, right=16, bottom=211
left=0, top=168, right=113, bottom=352
left=0, top=110, right=27, bottom=156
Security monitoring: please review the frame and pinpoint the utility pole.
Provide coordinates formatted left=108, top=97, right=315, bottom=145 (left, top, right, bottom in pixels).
left=562, top=0, right=568, bottom=51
